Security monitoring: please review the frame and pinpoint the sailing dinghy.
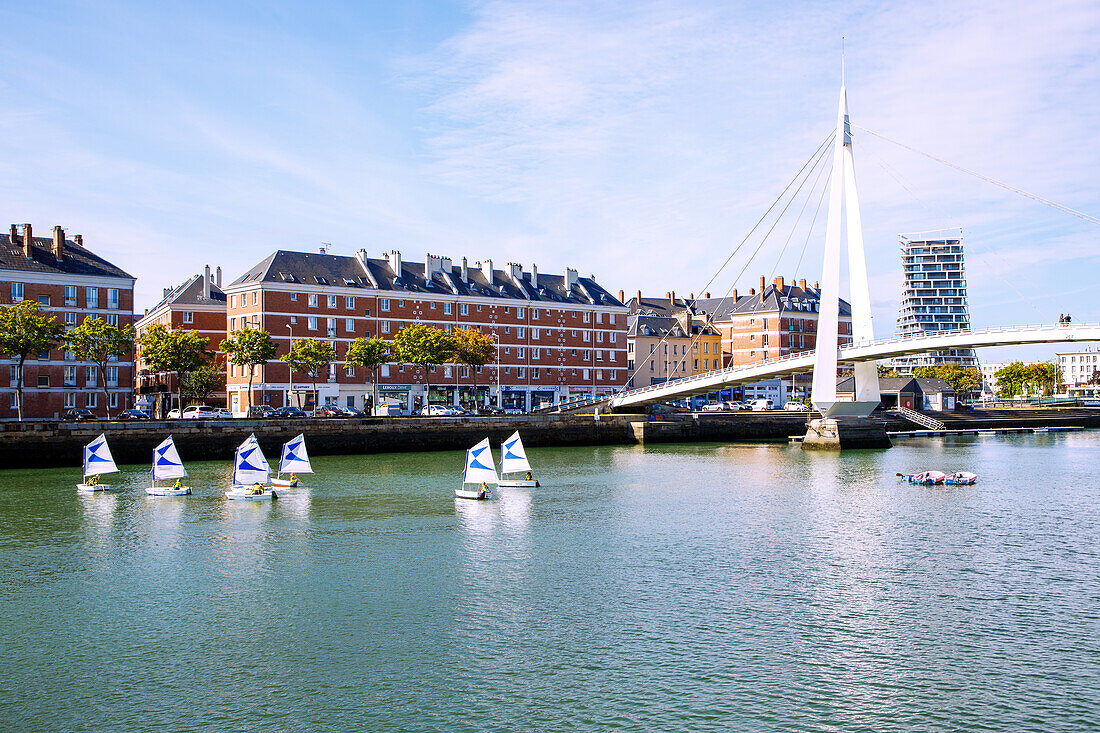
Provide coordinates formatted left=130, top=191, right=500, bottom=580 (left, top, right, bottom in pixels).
left=146, top=436, right=192, bottom=496
left=455, top=438, right=497, bottom=500
left=498, top=431, right=539, bottom=488
left=270, top=433, right=312, bottom=487
left=78, top=433, right=118, bottom=492
left=225, top=434, right=276, bottom=501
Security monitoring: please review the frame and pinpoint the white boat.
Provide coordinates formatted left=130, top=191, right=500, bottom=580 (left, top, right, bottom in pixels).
left=898, top=470, right=947, bottom=485
left=78, top=433, right=118, bottom=492
left=456, top=437, right=497, bottom=500
left=270, top=433, right=312, bottom=487
left=146, top=436, right=192, bottom=496
left=945, top=471, right=978, bottom=485
left=498, top=431, right=539, bottom=488
left=225, top=434, right=276, bottom=501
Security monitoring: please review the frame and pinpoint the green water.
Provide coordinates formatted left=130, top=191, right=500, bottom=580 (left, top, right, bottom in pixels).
left=1, top=432, right=1098, bottom=731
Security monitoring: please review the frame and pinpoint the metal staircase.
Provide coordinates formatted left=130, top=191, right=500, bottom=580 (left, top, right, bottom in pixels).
left=895, top=406, right=946, bottom=430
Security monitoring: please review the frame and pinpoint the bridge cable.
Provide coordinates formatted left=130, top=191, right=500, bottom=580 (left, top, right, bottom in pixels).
left=792, top=157, right=832, bottom=277
left=617, top=131, right=835, bottom=396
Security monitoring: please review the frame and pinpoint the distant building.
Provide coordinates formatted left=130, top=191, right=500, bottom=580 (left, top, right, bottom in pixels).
left=1057, top=347, right=1100, bottom=397
left=889, top=231, right=979, bottom=374
left=625, top=313, right=720, bottom=389
left=837, top=375, right=955, bottom=411
left=0, top=224, right=136, bottom=419
left=224, top=249, right=627, bottom=413
left=979, top=361, right=1007, bottom=396
left=135, top=265, right=227, bottom=414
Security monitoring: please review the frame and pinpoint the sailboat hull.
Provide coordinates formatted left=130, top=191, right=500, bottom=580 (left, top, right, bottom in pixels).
left=270, top=478, right=301, bottom=487
left=226, top=486, right=277, bottom=501
left=77, top=483, right=113, bottom=493
left=498, top=479, right=539, bottom=488
left=455, top=487, right=492, bottom=500
left=146, top=486, right=192, bottom=496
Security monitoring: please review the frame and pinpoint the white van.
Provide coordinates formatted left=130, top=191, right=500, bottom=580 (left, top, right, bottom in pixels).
left=750, top=398, right=773, bottom=411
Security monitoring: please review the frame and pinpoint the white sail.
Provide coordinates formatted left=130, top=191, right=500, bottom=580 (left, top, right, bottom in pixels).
left=233, top=434, right=270, bottom=485
left=462, top=438, right=498, bottom=484
left=500, top=431, right=531, bottom=474
left=279, top=433, right=313, bottom=474
left=152, top=436, right=188, bottom=481
left=83, top=433, right=118, bottom=477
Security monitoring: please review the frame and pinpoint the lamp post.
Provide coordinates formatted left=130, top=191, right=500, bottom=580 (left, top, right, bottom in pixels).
left=285, top=322, right=294, bottom=408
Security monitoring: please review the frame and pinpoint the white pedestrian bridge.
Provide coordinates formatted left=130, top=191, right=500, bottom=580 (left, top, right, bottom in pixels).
left=565, top=323, right=1100, bottom=411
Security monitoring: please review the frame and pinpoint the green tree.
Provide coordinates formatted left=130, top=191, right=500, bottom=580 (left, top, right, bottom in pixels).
left=913, top=364, right=983, bottom=402
left=452, top=327, right=495, bottom=407
left=877, top=364, right=901, bottom=378
left=280, top=338, right=336, bottom=409
left=1088, top=369, right=1100, bottom=387
left=993, top=361, right=1027, bottom=397
left=68, top=317, right=136, bottom=418
left=1028, top=361, right=1060, bottom=396
left=220, top=327, right=278, bottom=411
left=136, top=324, right=212, bottom=414
left=345, top=336, right=390, bottom=414
left=181, top=361, right=226, bottom=406
left=392, top=324, right=456, bottom=408
left=0, top=301, right=66, bottom=421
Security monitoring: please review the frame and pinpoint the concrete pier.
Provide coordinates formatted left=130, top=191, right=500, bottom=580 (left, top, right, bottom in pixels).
left=801, top=417, right=893, bottom=450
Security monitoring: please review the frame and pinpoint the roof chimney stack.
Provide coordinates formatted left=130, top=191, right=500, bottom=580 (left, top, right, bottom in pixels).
left=216, top=266, right=222, bottom=288
left=705, top=291, right=711, bottom=299
left=564, top=267, right=578, bottom=290
left=774, top=276, right=784, bottom=290
left=203, top=265, right=212, bottom=300
left=482, top=259, right=494, bottom=284
left=74, top=234, right=83, bottom=247
left=618, top=289, right=625, bottom=303
left=531, top=263, right=538, bottom=285
left=52, top=226, right=64, bottom=260
left=21, top=223, right=32, bottom=258
left=759, top=275, right=766, bottom=292
left=9, top=224, right=16, bottom=245
left=798, top=278, right=807, bottom=291
left=387, top=250, right=402, bottom=277
left=749, top=288, right=756, bottom=296
left=669, top=290, right=676, bottom=305
left=732, top=289, right=738, bottom=301
left=460, top=257, right=468, bottom=283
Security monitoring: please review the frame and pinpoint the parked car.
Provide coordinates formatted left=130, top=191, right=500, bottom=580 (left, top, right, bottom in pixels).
left=700, top=402, right=726, bottom=412
left=421, top=405, right=458, bottom=416
left=750, top=399, right=774, bottom=411
left=313, top=406, right=343, bottom=418
left=340, top=406, right=365, bottom=417
left=784, top=402, right=809, bottom=412
left=181, top=405, right=218, bottom=419
left=209, top=407, right=233, bottom=418
left=248, top=405, right=275, bottom=418
left=270, top=406, right=307, bottom=419
left=117, top=409, right=151, bottom=421
left=167, top=408, right=182, bottom=419
left=62, top=408, right=96, bottom=422
left=477, top=407, right=505, bottom=416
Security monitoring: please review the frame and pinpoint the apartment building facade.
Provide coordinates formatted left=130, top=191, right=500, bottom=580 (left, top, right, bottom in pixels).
left=624, top=296, right=722, bottom=389
left=1057, top=347, right=1099, bottom=397
left=0, top=224, right=136, bottom=419
left=223, top=249, right=628, bottom=413
left=135, top=265, right=227, bottom=414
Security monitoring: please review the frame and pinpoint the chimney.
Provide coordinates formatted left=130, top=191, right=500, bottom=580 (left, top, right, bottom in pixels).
left=460, top=257, right=468, bottom=283
left=564, top=268, right=578, bottom=290
left=749, top=288, right=756, bottom=296
left=52, top=226, right=65, bottom=259
left=216, top=266, right=222, bottom=288
left=21, top=223, right=32, bottom=258
left=814, top=281, right=820, bottom=293
left=74, top=234, right=83, bottom=247
left=531, top=263, right=538, bottom=285
left=705, top=292, right=711, bottom=299
left=387, top=250, right=402, bottom=277
left=9, top=225, right=16, bottom=245
left=774, top=276, right=784, bottom=290
left=426, top=254, right=444, bottom=277
left=203, top=265, right=212, bottom=300
left=481, top=258, right=494, bottom=284
left=163, top=287, right=171, bottom=299
left=354, top=249, right=369, bottom=271
left=636, top=289, right=642, bottom=303
left=732, top=289, right=738, bottom=301
left=759, top=275, right=766, bottom=292
left=669, top=290, right=676, bottom=305
left=618, top=290, right=625, bottom=303
left=508, top=262, right=523, bottom=281
left=799, top=278, right=807, bottom=291
left=689, top=293, right=694, bottom=301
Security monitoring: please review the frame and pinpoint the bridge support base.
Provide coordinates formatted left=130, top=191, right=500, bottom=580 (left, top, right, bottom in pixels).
left=801, top=417, right=892, bottom=451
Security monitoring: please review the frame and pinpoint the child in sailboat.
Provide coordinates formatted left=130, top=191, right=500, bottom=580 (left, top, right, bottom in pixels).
left=479, top=482, right=490, bottom=499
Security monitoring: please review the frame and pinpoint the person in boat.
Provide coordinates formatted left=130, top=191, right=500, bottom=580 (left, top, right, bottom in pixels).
left=250, top=482, right=265, bottom=496
left=290, top=472, right=298, bottom=485
left=87, top=475, right=98, bottom=486
left=525, top=471, right=533, bottom=481
left=174, top=479, right=182, bottom=489
left=479, top=481, right=489, bottom=499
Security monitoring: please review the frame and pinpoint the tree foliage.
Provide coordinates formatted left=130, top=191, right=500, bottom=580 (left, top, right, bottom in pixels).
left=992, top=361, right=1062, bottom=397
left=68, top=317, right=135, bottom=418
left=877, top=365, right=901, bottom=378
left=392, top=324, right=456, bottom=400
left=912, top=364, right=983, bottom=401
left=280, top=338, right=336, bottom=408
left=181, top=362, right=225, bottom=405
left=136, top=324, right=212, bottom=413
left=345, top=336, right=390, bottom=413
left=221, top=328, right=278, bottom=409
left=452, top=327, right=495, bottom=396
left=0, top=301, right=66, bottom=420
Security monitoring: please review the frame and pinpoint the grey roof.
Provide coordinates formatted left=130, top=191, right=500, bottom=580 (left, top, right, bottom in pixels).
left=627, top=296, right=692, bottom=317
left=627, top=315, right=688, bottom=339
left=0, top=233, right=133, bottom=280
left=837, top=376, right=954, bottom=395
left=148, top=273, right=226, bottom=312
left=231, top=250, right=624, bottom=307
left=627, top=282, right=850, bottom=324
left=914, top=377, right=954, bottom=394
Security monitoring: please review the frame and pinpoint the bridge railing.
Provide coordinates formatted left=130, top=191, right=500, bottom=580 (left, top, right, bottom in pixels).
left=843, top=322, right=1100, bottom=350
left=610, top=350, right=813, bottom=403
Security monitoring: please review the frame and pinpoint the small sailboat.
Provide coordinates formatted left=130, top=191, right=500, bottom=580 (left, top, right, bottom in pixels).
left=897, top=470, right=947, bottom=485
left=498, top=431, right=540, bottom=488
left=225, top=434, right=276, bottom=501
left=456, top=437, right=497, bottom=500
left=945, top=471, right=978, bottom=485
left=146, top=436, right=192, bottom=496
left=270, top=433, right=312, bottom=487
left=78, top=433, right=118, bottom=492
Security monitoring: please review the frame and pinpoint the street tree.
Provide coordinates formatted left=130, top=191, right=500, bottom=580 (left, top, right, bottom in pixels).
left=452, top=327, right=495, bottom=407
left=345, top=336, right=391, bottom=414
left=220, top=328, right=278, bottom=412
left=279, top=338, right=336, bottom=409
left=68, top=317, right=136, bottom=418
left=913, top=364, right=983, bottom=402
left=392, top=324, right=456, bottom=409
left=136, top=324, right=212, bottom=415
left=0, top=301, right=66, bottom=421
left=181, top=361, right=226, bottom=406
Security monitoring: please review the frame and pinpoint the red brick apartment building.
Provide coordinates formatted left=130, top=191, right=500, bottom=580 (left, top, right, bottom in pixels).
left=0, top=224, right=136, bottom=419
left=223, top=249, right=628, bottom=413
left=135, top=265, right=227, bottom=414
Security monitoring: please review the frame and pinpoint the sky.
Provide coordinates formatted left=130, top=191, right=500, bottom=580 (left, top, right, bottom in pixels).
left=2, top=0, right=1098, bottom=362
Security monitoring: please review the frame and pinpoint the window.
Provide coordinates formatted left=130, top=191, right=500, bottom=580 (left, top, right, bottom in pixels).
left=380, top=364, right=390, bottom=377
left=444, top=302, right=452, bottom=315
left=11, top=283, right=23, bottom=301
left=597, top=370, right=603, bottom=380
left=309, top=294, right=319, bottom=308
left=460, top=303, right=468, bottom=315
left=583, top=331, right=590, bottom=342
left=532, top=309, right=539, bottom=320
left=517, top=307, right=525, bottom=318
left=327, top=318, right=337, bottom=335
left=584, top=312, right=590, bottom=322
left=380, top=298, right=390, bottom=312
left=533, top=348, right=540, bottom=359
left=329, top=295, right=337, bottom=308
left=37, top=295, right=50, bottom=306
left=345, top=318, right=355, bottom=332
left=86, top=366, right=97, bottom=387
left=182, top=311, right=194, bottom=324
left=291, top=293, right=298, bottom=301
left=64, top=350, right=75, bottom=361
left=252, top=292, right=258, bottom=306
left=64, top=392, right=76, bottom=408
left=308, top=317, right=318, bottom=330
left=596, top=350, right=603, bottom=361
left=64, top=312, right=77, bottom=326
left=106, top=314, right=118, bottom=327
left=532, top=367, right=539, bottom=379
left=8, top=366, right=16, bottom=386
left=346, top=296, right=355, bottom=309
left=64, top=366, right=77, bottom=386
left=37, top=375, right=49, bottom=388
left=381, top=320, right=391, bottom=334
left=85, top=393, right=97, bottom=408
left=86, top=288, right=99, bottom=308
left=583, top=369, right=590, bottom=380
left=290, top=316, right=297, bottom=325
left=476, top=305, right=482, bottom=312
left=762, top=334, right=769, bottom=346
left=518, top=367, right=526, bottom=378
left=584, top=350, right=590, bottom=361
left=109, top=393, right=118, bottom=409
left=65, top=286, right=77, bottom=306
left=429, top=301, right=436, bottom=310
left=107, top=289, right=120, bottom=309
left=106, top=366, right=119, bottom=387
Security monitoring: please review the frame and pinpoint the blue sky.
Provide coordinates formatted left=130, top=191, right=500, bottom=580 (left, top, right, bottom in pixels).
left=2, top=0, right=1098, bottom=360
